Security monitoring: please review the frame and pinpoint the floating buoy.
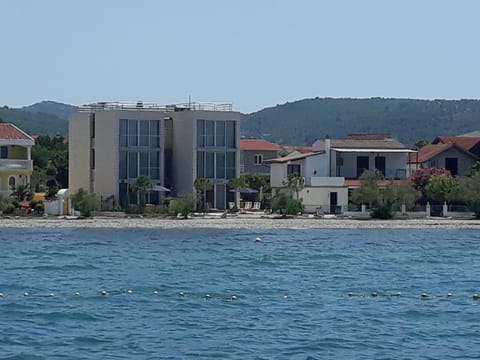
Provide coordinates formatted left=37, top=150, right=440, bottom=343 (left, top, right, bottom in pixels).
left=347, top=292, right=353, bottom=297
left=23, top=292, right=29, bottom=297
left=0, top=292, right=4, bottom=297
left=391, top=292, right=401, bottom=297
left=153, top=290, right=159, bottom=295
left=204, top=293, right=212, bottom=300
left=231, top=294, right=237, bottom=300
left=283, top=295, right=288, bottom=299
left=255, top=237, right=262, bottom=242
left=127, top=289, right=133, bottom=294
left=473, top=294, right=480, bottom=300
left=178, top=291, right=185, bottom=297
left=447, top=292, right=453, bottom=297
left=420, top=293, right=429, bottom=298
left=371, top=291, right=378, bottom=297
left=100, top=290, right=108, bottom=296
left=48, top=293, right=55, bottom=297
left=74, top=292, right=80, bottom=296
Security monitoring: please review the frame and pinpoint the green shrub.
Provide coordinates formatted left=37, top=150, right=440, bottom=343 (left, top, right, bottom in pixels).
left=371, top=205, right=394, bottom=219
left=35, top=202, right=45, bottom=215
left=271, top=192, right=303, bottom=215
left=169, top=193, right=196, bottom=219
left=71, top=188, right=100, bottom=217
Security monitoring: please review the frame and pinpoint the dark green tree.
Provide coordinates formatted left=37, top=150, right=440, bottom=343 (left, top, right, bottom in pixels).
left=282, top=173, right=304, bottom=201
left=131, top=176, right=153, bottom=208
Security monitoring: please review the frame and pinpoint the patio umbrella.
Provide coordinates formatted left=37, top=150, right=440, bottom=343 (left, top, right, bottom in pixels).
left=151, top=185, right=171, bottom=192
left=229, top=187, right=258, bottom=193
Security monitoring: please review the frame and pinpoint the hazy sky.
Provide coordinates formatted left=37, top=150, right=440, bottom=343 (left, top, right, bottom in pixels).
left=1, top=0, right=479, bottom=113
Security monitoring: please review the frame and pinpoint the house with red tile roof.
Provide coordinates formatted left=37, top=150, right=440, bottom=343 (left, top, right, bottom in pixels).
left=409, top=143, right=479, bottom=176
left=0, top=123, right=35, bottom=195
left=431, top=136, right=480, bottom=157
left=240, top=139, right=282, bottom=175
left=264, top=134, right=415, bottom=213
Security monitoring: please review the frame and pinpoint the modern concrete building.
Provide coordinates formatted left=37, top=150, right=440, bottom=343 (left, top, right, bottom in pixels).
left=0, top=123, right=34, bottom=196
left=69, top=101, right=240, bottom=210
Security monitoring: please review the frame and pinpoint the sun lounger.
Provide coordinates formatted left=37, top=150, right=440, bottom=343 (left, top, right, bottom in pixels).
left=243, top=201, right=252, bottom=210
left=253, top=202, right=261, bottom=210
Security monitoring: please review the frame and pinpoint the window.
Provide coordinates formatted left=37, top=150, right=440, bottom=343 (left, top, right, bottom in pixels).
left=287, top=164, right=301, bottom=176
left=119, top=152, right=127, bottom=179
left=8, top=176, right=15, bottom=189
left=139, top=152, right=149, bottom=176
left=128, top=120, right=138, bottom=146
left=119, top=119, right=128, bottom=147
left=197, top=151, right=205, bottom=178
left=226, top=152, right=236, bottom=179
left=197, top=120, right=205, bottom=148
left=205, top=152, right=215, bottom=178
left=139, top=120, right=149, bottom=147
left=216, top=121, right=225, bottom=147
left=254, top=154, right=263, bottom=165
left=0, top=146, right=7, bottom=159
left=150, top=152, right=160, bottom=180
left=226, top=121, right=236, bottom=148
left=90, top=114, right=95, bottom=138
left=90, top=149, right=95, bottom=170
left=150, top=120, right=160, bottom=147
left=205, top=121, right=215, bottom=146
left=216, top=152, right=226, bottom=179
left=128, top=152, right=138, bottom=178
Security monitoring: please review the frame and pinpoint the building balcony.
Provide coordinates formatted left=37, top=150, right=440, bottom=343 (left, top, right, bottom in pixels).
left=0, top=159, right=33, bottom=172
left=337, top=167, right=407, bottom=179
left=304, top=177, right=345, bottom=187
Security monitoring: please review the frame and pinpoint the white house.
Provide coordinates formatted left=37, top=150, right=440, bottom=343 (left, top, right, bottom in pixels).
left=266, top=134, right=416, bottom=214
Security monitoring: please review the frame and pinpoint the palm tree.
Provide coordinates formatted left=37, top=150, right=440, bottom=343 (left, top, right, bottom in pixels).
left=10, top=184, right=32, bottom=202
left=131, top=176, right=153, bottom=208
left=194, top=178, right=213, bottom=212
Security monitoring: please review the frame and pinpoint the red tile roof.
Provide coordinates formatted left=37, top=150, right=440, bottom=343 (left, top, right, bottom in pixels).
left=432, top=136, right=480, bottom=151
left=240, top=139, right=282, bottom=151
left=412, top=143, right=479, bottom=163
left=0, top=123, right=34, bottom=141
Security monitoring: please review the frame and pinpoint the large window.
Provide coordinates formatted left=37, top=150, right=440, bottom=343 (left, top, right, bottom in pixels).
left=120, top=119, right=161, bottom=148
left=120, top=151, right=160, bottom=180
left=197, top=120, right=237, bottom=149
left=197, top=151, right=235, bottom=179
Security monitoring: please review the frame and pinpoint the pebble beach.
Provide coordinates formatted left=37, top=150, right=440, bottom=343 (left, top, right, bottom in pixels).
left=0, top=214, right=479, bottom=229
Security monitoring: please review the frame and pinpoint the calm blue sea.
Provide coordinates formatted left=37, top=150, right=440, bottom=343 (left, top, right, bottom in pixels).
left=1, top=227, right=480, bottom=359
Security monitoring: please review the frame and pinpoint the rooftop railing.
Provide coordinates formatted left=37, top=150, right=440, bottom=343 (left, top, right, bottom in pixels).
left=78, top=101, right=233, bottom=113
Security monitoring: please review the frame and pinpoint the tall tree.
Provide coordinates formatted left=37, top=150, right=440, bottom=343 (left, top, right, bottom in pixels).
left=282, top=173, right=304, bottom=201
left=194, top=178, right=213, bottom=211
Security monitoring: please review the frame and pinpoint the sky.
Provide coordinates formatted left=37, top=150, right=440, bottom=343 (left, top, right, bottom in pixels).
left=1, top=0, right=479, bottom=113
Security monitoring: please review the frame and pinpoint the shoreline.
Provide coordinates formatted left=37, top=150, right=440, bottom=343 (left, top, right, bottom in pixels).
left=0, top=215, right=479, bottom=229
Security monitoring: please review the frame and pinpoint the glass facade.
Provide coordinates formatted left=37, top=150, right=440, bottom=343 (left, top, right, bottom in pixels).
left=119, top=119, right=162, bottom=205
left=196, top=119, right=237, bottom=209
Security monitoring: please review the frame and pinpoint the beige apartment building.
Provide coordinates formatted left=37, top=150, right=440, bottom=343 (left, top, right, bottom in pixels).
left=69, top=101, right=240, bottom=210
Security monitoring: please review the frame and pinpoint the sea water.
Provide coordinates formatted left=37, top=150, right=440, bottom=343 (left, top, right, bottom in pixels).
left=1, top=227, right=480, bottom=359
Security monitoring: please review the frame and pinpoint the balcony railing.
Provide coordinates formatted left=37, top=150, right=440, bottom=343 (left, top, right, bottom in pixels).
left=78, top=101, right=233, bottom=113
left=0, top=159, right=33, bottom=172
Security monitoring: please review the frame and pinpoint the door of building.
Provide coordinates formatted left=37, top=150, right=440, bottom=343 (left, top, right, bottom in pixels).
left=356, top=156, right=369, bottom=178
left=330, top=192, right=338, bottom=214
left=445, top=158, right=458, bottom=176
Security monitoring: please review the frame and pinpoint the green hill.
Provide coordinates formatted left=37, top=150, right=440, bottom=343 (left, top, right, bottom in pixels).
left=0, top=101, right=72, bottom=136
left=241, top=98, right=480, bottom=146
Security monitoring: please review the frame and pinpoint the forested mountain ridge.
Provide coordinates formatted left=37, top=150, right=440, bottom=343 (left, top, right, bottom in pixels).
left=0, top=98, right=479, bottom=145
left=241, top=98, right=480, bottom=146
left=0, top=101, right=73, bottom=136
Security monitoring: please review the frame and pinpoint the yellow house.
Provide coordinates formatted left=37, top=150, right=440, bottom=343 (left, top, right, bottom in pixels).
left=0, top=123, right=35, bottom=195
